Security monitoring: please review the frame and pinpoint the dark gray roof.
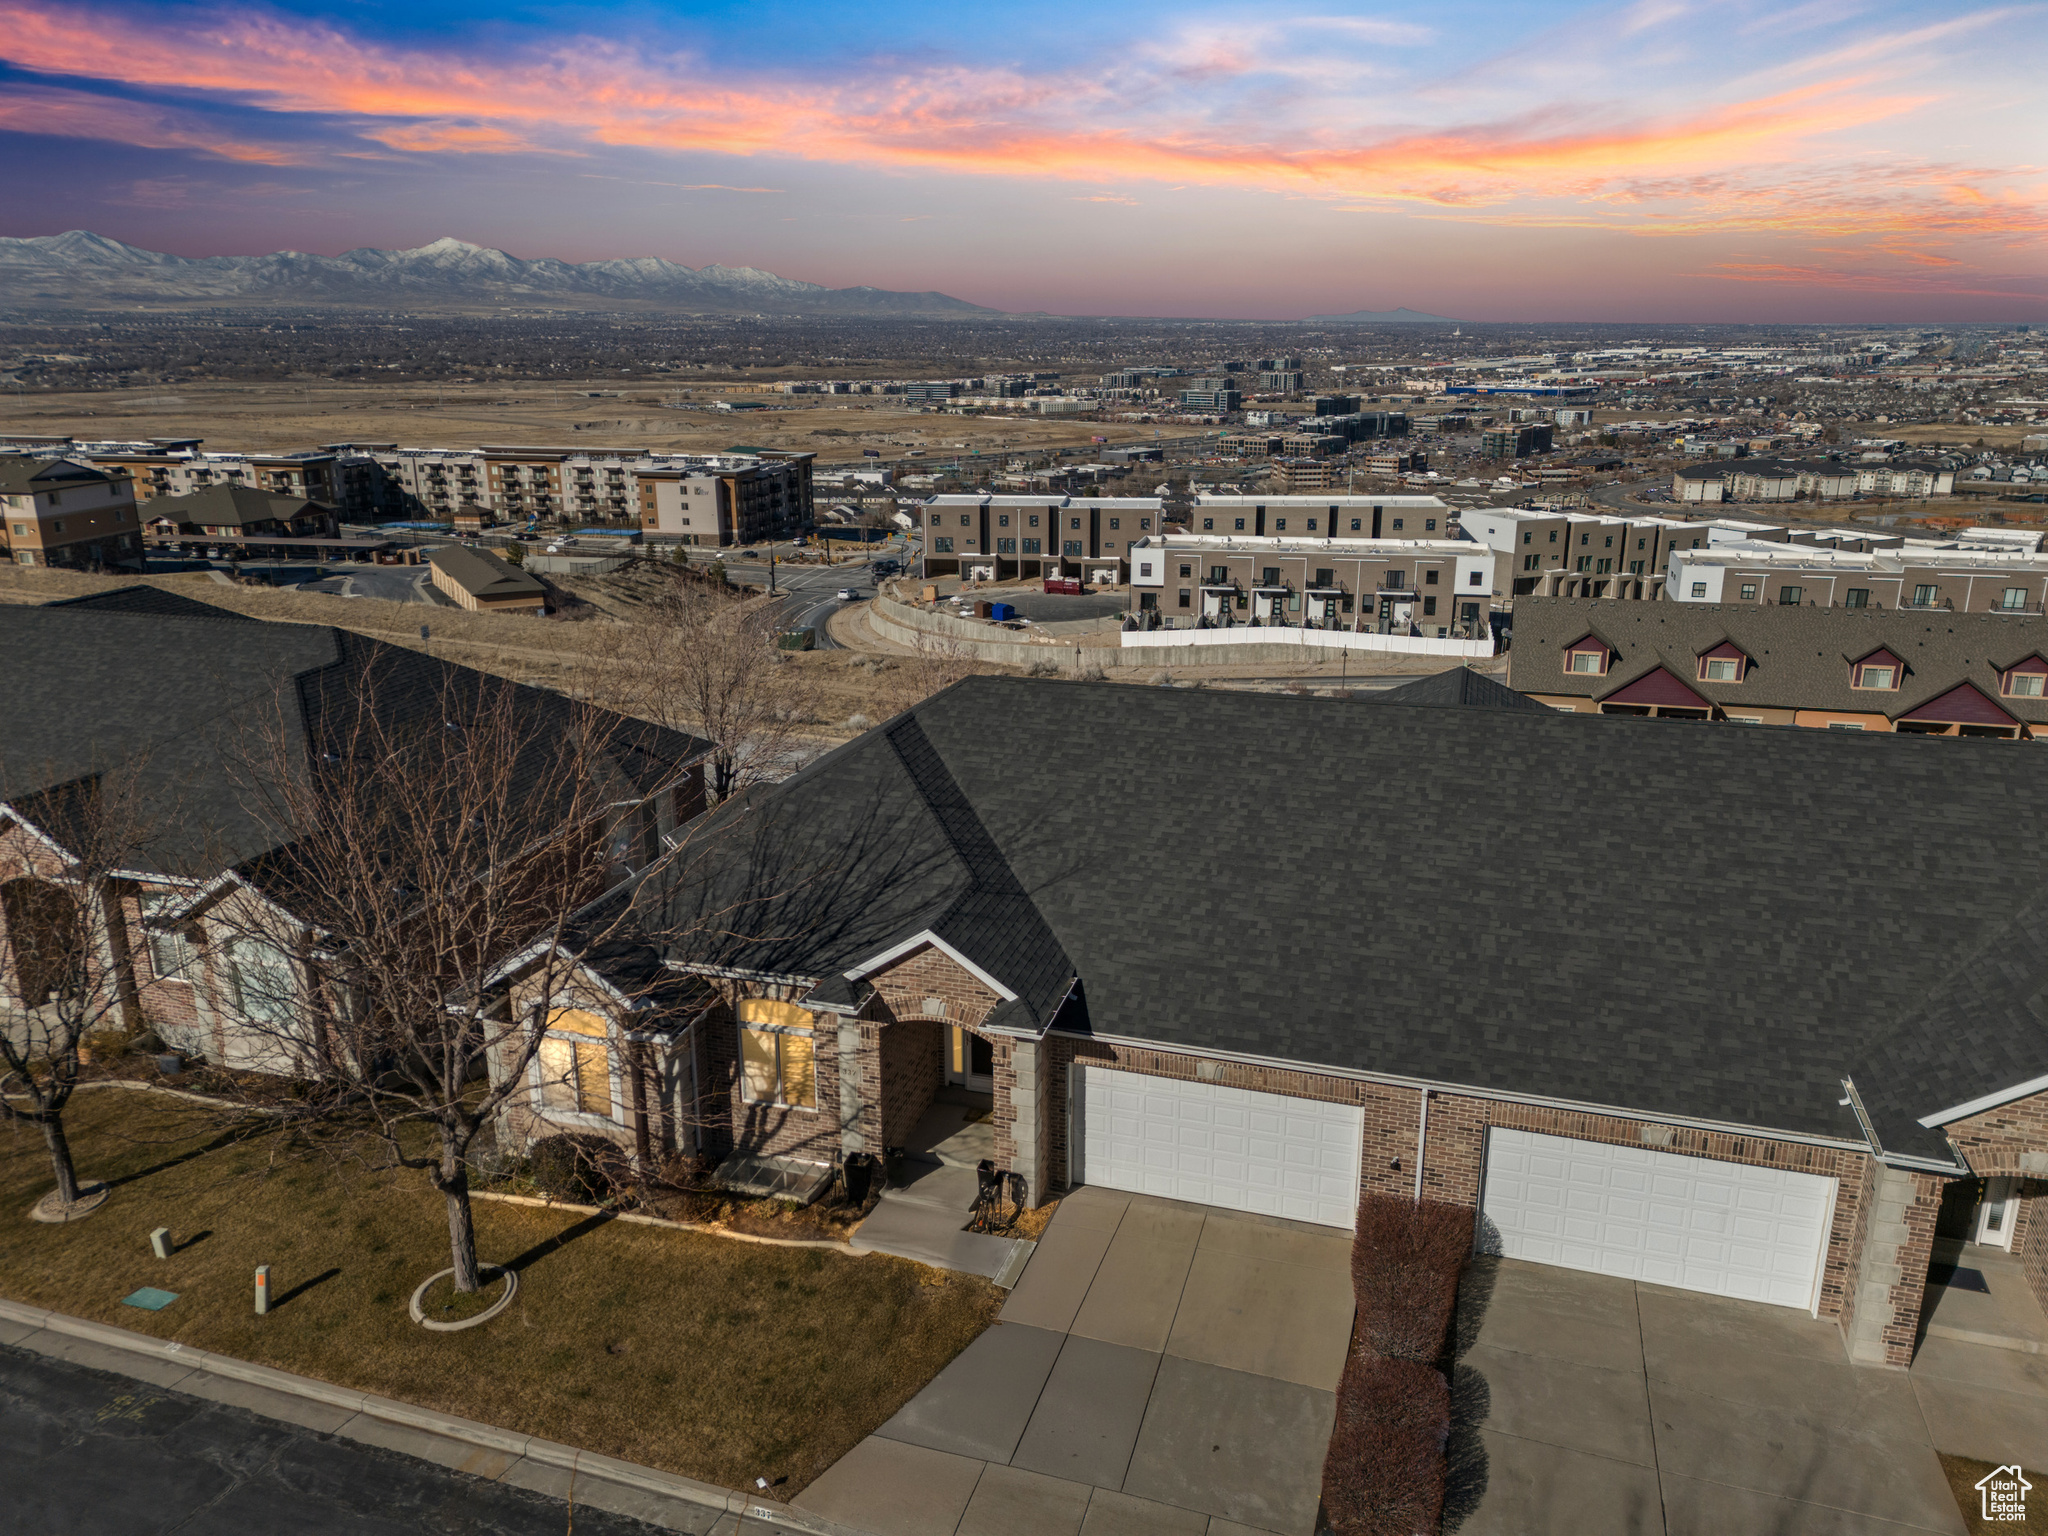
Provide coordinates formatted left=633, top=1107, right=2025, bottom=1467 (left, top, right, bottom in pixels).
left=1364, top=666, right=1547, bottom=712
left=42, top=585, right=257, bottom=621
left=0, top=456, right=111, bottom=494
left=429, top=544, right=545, bottom=599
left=146, top=484, right=326, bottom=528
left=669, top=673, right=2048, bottom=1161
left=0, top=594, right=708, bottom=888
left=1509, top=598, right=2048, bottom=725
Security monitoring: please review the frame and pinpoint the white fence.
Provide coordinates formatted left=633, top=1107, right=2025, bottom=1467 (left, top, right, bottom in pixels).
left=1121, top=626, right=1494, bottom=659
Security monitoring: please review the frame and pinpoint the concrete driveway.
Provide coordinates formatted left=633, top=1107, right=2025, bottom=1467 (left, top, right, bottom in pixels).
left=795, top=1188, right=1355, bottom=1536
left=1448, top=1252, right=2047, bottom=1535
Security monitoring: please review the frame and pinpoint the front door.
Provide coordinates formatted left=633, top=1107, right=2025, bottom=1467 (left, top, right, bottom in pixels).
left=948, top=1026, right=994, bottom=1093
left=1977, top=1177, right=2018, bottom=1249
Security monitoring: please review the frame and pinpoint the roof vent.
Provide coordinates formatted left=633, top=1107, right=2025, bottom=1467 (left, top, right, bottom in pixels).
left=922, top=997, right=946, bottom=1018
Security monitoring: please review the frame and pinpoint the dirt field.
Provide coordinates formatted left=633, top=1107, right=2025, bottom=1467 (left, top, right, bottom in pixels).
left=0, top=379, right=1159, bottom=464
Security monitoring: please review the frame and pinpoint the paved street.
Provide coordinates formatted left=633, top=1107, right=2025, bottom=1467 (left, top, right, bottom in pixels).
left=0, top=1344, right=675, bottom=1536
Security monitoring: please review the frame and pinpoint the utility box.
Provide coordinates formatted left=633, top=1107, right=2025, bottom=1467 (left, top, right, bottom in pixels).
left=920, top=584, right=939, bottom=603
left=989, top=602, right=1015, bottom=622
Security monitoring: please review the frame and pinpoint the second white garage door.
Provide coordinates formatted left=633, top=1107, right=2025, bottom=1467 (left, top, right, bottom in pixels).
left=1072, top=1065, right=1364, bottom=1230
left=1481, top=1127, right=1836, bottom=1311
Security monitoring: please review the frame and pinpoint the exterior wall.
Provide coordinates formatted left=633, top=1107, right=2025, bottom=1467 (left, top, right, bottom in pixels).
left=1945, top=1093, right=2048, bottom=1314
left=881, top=1016, right=945, bottom=1147
left=864, top=945, right=1004, bottom=1031
left=702, top=987, right=841, bottom=1165
left=493, top=968, right=676, bottom=1164
left=1039, top=1035, right=1877, bottom=1338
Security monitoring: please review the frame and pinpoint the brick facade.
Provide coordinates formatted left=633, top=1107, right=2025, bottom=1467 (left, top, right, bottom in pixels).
left=701, top=984, right=841, bottom=1165
left=1041, top=1036, right=1877, bottom=1337
left=881, top=1016, right=945, bottom=1147
left=1944, top=1093, right=2048, bottom=1314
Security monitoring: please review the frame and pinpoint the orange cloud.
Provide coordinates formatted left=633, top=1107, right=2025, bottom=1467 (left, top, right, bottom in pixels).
left=0, top=79, right=304, bottom=163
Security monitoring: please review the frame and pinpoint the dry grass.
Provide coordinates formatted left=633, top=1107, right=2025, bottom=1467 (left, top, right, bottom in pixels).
left=0, top=1090, right=1000, bottom=1494
left=1938, top=1453, right=2021, bottom=1535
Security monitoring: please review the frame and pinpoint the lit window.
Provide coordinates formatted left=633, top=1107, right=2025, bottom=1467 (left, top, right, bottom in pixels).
left=537, top=1008, right=613, bottom=1118
left=737, top=1000, right=816, bottom=1108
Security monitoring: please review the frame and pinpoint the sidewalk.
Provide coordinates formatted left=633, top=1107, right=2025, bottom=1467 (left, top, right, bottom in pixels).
left=0, top=1296, right=870, bottom=1536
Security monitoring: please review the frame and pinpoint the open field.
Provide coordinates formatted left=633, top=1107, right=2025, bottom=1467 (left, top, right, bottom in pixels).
left=0, top=1089, right=1000, bottom=1494
left=0, top=379, right=1164, bottom=464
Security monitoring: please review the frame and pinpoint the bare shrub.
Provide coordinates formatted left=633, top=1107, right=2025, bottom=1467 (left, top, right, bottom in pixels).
left=1353, top=1195, right=1475, bottom=1362
left=845, top=713, right=872, bottom=732
left=1025, top=660, right=1060, bottom=678
left=1321, top=1355, right=1450, bottom=1536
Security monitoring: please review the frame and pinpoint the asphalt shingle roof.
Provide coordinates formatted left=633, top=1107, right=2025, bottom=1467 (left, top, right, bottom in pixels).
left=668, top=673, right=2048, bottom=1159
left=1363, top=666, right=1548, bottom=712
left=1510, top=597, right=2048, bottom=725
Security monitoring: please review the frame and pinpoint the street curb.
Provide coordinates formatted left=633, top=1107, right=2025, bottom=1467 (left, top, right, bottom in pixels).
left=0, top=1296, right=869, bottom=1536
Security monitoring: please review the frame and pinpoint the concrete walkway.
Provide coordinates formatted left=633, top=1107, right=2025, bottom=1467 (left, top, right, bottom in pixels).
left=846, top=1162, right=1031, bottom=1283
left=798, top=1188, right=1355, bottom=1536
left=1447, top=1253, right=2047, bottom=1535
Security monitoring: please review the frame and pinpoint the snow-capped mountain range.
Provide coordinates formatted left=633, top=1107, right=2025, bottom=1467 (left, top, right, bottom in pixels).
left=0, top=231, right=1000, bottom=316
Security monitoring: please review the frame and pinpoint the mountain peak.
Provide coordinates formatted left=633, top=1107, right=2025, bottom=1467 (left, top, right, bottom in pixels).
left=0, top=230, right=1000, bottom=317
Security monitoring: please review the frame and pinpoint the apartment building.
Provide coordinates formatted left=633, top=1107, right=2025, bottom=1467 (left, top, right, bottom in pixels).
left=0, top=457, right=142, bottom=569
left=1190, top=493, right=1453, bottom=540
left=1668, top=541, right=2048, bottom=614
left=1126, top=533, right=1496, bottom=638
left=1673, top=457, right=1956, bottom=503
left=74, top=441, right=370, bottom=511
left=637, top=453, right=814, bottom=547
left=920, top=495, right=1163, bottom=582
left=1460, top=507, right=1716, bottom=599
left=1513, top=597, right=2048, bottom=736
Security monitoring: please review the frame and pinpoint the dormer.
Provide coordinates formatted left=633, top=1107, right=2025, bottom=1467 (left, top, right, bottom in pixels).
left=1695, top=640, right=1750, bottom=684
left=1997, top=652, right=2048, bottom=699
left=1563, top=633, right=1613, bottom=677
left=1849, top=646, right=1904, bottom=691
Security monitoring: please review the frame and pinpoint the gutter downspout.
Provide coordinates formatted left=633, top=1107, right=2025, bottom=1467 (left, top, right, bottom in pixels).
left=1413, top=1089, right=1431, bottom=1204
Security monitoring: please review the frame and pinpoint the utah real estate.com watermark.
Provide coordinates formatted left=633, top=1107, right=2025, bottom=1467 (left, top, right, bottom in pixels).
left=1978, top=1465, right=2031, bottom=1523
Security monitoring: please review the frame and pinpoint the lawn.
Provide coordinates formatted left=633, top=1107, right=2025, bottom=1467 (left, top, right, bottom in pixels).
left=0, top=1089, right=1000, bottom=1494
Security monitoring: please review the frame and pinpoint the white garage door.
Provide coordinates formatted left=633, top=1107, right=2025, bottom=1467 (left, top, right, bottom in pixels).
left=1073, top=1065, right=1364, bottom=1230
left=1481, top=1127, right=1836, bottom=1311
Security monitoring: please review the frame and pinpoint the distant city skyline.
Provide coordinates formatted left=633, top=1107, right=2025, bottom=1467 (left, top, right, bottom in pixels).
left=0, top=0, right=2041, bottom=322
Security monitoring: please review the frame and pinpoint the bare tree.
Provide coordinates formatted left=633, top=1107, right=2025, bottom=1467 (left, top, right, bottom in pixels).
left=0, top=764, right=167, bottom=1212
left=589, top=583, right=819, bottom=803
left=885, top=627, right=983, bottom=717
left=214, top=657, right=688, bottom=1293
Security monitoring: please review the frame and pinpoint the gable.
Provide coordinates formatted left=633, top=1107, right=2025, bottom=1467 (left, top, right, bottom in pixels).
left=862, top=942, right=1004, bottom=1030
left=1895, top=681, right=2017, bottom=727
left=1600, top=667, right=1713, bottom=710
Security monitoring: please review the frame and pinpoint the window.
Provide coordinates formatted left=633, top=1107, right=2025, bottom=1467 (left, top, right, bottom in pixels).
left=1029, top=514, right=1040, bottom=527
left=930, top=513, right=942, bottom=526
left=1392, top=518, right=1404, bottom=531
left=1827, top=722, right=1864, bottom=731
left=1703, top=657, right=1741, bottom=681
left=1636, top=538, right=1646, bottom=550
left=1778, top=586, right=1803, bottom=605
left=1525, top=555, right=1540, bottom=571
left=1140, top=519, right=1151, bottom=530
left=1275, top=519, right=1287, bottom=531
left=1424, top=569, right=1438, bottom=585
left=537, top=1008, right=614, bottom=1118
left=1422, top=596, right=1437, bottom=616
left=1307, top=519, right=1317, bottom=531
left=1070, top=517, right=1082, bottom=530
left=1469, top=570, right=1483, bottom=586
left=223, top=937, right=295, bottom=1027
left=1603, top=536, right=1613, bottom=548
left=2006, top=671, right=2045, bottom=697
left=1740, top=583, right=1757, bottom=601
left=997, top=537, right=1016, bottom=553
left=141, top=895, right=191, bottom=982
left=1203, top=518, right=1215, bottom=530
left=1110, top=517, right=1120, bottom=529
left=50, top=520, right=62, bottom=535
left=933, top=537, right=954, bottom=553
left=960, top=514, right=971, bottom=526
left=1177, top=589, right=1191, bottom=607
left=1566, top=649, right=1605, bottom=674
left=10, top=524, right=23, bottom=538
left=1581, top=532, right=1590, bottom=545
left=1063, top=540, right=1082, bottom=556
left=1912, top=584, right=1939, bottom=606
left=1856, top=665, right=1897, bottom=689
left=1352, top=519, right=1362, bottom=531
left=998, top=514, right=1010, bottom=527
left=1104, top=540, right=1117, bottom=551
left=1844, top=588, right=1869, bottom=608
left=2001, top=587, right=2030, bottom=611
left=1426, top=519, right=1437, bottom=531
left=1178, top=564, right=1191, bottom=578
left=1578, top=557, right=1593, bottom=573
left=1234, top=518, right=1246, bottom=530
left=1548, top=531, right=1558, bottom=543
left=737, top=1000, right=816, bottom=1109
left=1522, top=532, right=1532, bottom=544
left=1022, top=537, right=1041, bottom=554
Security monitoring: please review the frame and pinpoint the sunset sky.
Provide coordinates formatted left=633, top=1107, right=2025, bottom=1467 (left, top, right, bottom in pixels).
left=1, top=0, right=2042, bottom=320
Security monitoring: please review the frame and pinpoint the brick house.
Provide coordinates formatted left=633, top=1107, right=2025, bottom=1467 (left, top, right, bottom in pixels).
left=0, top=587, right=707, bottom=1077
left=620, top=674, right=2045, bottom=1369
